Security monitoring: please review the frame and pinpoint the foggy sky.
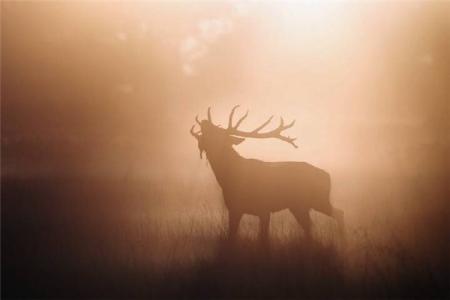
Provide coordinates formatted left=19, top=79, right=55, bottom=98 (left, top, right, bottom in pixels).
left=2, top=1, right=449, bottom=180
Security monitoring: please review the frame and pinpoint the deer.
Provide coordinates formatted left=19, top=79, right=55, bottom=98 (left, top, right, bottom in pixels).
left=190, top=106, right=345, bottom=242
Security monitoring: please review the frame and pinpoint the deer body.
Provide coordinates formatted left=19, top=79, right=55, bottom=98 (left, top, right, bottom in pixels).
left=207, top=148, right=330, bottom=214
left=191, top=106, right=344, bottom=240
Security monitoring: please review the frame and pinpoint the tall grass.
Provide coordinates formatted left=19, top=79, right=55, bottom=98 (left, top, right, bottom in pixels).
left=2, top=177, right=448, bottom=299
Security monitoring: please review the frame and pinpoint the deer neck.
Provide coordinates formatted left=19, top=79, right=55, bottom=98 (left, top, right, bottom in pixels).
left=205, top=146, right=242, bottom=188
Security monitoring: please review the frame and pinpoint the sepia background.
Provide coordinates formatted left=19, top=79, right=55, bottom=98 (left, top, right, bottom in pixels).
left=2, top=1, right=449, bottom=298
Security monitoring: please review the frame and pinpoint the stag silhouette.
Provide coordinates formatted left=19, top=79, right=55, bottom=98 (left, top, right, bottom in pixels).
left=191, top=106, right=344, bottom=241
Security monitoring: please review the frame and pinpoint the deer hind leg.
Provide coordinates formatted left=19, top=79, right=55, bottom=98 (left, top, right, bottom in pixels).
left=228, top=211, right=242, bottom=240
left=321, top=204, right=346, bottom=242
left=331, top=206, right=346, bottom=241
left=290, top=209, right=312, bottom=240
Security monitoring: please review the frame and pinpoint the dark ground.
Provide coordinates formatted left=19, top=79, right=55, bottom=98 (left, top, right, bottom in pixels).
left=2, top=177, right=449, bottom=299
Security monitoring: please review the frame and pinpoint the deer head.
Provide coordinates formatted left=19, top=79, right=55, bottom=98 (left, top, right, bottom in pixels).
left=190, top=106, right=298, bottom=158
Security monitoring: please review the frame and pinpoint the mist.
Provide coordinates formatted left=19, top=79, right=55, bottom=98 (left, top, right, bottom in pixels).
left=2, top=1, right=449, bottom=298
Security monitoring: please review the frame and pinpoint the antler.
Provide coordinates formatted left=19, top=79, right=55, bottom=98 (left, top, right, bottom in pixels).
left=227, top=106, right=298, bottom=148
left=196, top=107, right=214, bottom=125
left=207, top=107, right=213, bottom=123
left=193, top=107, right=214, bottom=132
left=190, top=125, right=201, bottom=140
left=228, top=105, right=249, bottom=130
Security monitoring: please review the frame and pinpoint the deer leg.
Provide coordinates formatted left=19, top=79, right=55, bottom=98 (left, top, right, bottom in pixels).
left=228, top=211, right=242, bottom=240
left=319, top=204, right=346, bottom=244
left=259, top=213, right=270, bottom=242
left=331, top=207, right=346, bottom=242
left=291, top=209, right=312, bottom=240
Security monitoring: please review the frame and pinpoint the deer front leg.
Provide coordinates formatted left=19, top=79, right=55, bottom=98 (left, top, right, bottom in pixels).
left=228, top=211, right=242, bottom=240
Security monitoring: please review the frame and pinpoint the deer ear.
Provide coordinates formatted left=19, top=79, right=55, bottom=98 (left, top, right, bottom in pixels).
left=229, top=136, right=245, bottom=145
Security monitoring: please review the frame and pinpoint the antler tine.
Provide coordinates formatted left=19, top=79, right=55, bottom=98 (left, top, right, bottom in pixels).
left=279, top=117, right=295, bottom=129
left=286, top=119, right=296, bottom=128
left=195, top=115, right=201, bottom=125
left=207, top=107, right=212, bottom=122
left=233, top=110, right=248, bottom=129
left=274, top=117, right=296, bottom=132
left=228, top=105, right=240, bottom=129
left=251, top=115, right=274, bottom=133
left=279, top=135, right=298, bottom=148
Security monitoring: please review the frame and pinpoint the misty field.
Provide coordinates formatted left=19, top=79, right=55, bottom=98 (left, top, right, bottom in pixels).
left=3, top=1, right=450, bottom=299
left=2, top=176, right=448, bottom=299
